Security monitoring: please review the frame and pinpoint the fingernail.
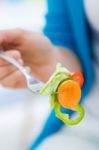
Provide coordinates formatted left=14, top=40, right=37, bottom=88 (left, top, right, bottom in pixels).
left=18, top=59, right=24, bottom=65
left=25, top=66, right=31, bottom=73
left=10, top=51, right=21, bottom=58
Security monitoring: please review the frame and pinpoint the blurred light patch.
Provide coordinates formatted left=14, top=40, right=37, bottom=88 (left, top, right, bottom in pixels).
left=0, top=0, right=46, bottom=31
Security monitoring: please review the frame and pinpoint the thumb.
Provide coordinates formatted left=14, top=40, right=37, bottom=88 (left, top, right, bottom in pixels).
left=6, top=50, right=22, bottom=59
left=0, top=50, right=23, bottom=66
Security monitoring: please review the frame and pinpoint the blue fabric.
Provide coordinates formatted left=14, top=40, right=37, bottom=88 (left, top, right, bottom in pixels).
left=29, top=0, right=94, bottom=149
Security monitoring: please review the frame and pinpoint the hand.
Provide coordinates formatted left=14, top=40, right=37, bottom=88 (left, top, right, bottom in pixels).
left=0, top=29, right=81, bottom=89
left=0, top=29, right=57, bottom=88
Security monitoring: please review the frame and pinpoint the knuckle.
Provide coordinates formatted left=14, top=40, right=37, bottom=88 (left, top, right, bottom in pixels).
left=15, top=28, right=25, bottom=35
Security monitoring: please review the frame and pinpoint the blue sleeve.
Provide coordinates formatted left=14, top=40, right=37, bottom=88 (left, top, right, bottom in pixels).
left=43, top=0, right=76, bottom=51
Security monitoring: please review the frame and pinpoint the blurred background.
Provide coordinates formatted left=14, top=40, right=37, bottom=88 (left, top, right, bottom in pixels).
left=0, top=0, right=50, bottom=150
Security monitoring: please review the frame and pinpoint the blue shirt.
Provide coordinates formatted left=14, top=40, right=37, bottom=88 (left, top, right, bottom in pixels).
left=29, top=0, right=94, bottom=149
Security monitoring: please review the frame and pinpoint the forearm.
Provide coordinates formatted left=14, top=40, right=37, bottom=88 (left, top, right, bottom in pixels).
left=35, top=44, right=82, bottom=82
left=52, top=46, right=82, bottom=73
left=45, top=45, right=82, bottom=79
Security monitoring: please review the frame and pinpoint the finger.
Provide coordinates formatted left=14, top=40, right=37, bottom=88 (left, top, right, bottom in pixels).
left=0, top=29, right=23, bottom=50
left=14, top=66, right=31, bottom=88
left=1, top=70, right=26, bottom=88
left=0, top=50, right=23, bottom=66
left=0, top=65, right=17, bottom=80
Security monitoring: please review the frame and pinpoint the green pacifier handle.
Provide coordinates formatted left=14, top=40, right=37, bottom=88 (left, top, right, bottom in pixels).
left=54, top=102, right=85, bottom=125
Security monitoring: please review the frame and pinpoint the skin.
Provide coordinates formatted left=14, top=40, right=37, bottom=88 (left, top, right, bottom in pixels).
left=0, top=29, right=82, bottom=89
